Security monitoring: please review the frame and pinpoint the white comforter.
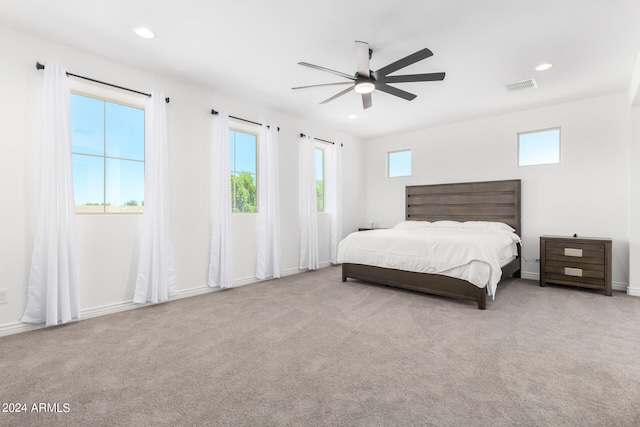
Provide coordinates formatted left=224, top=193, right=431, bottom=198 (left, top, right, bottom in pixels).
left=337, top=221, right=521, bottom=298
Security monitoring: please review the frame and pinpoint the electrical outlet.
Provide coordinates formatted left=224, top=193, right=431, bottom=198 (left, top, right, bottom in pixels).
left=0, top=289, right=8, bottom=304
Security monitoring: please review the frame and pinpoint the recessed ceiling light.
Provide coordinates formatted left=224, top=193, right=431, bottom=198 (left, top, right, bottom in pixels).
left=134, top=27, right=156, bottom=39
left=348, top=114, right=358, bottom=119
left=535, top=63, right=554, bottom=71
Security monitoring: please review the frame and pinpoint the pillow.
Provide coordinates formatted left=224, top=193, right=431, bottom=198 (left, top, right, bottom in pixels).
left=394, top=220, right=432, bottom=229
left=462, top=221, right=515, bottom=232
left=429, top=220, right=463, bottom=229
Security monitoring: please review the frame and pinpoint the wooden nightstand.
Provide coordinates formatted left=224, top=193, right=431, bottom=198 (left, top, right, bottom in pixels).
left=540, top=235, right=612, bottom=296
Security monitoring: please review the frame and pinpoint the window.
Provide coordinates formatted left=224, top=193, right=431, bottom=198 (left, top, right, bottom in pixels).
left=388, top=149, right=412, bottom=177
left=518, top=127, right=560, bottom=166
left=71, top=93, right=145, bottom=213
left=315, top=147, right=325, bottom=212
left=229, top=129, right=258, bottom=213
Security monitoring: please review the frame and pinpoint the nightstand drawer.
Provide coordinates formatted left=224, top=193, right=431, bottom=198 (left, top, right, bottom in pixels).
left=544, top=260, right=605, bottom=286
left=545, top=241, right=604, bottom=265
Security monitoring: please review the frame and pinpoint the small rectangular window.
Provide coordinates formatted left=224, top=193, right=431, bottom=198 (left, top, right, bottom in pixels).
left=71, top=93, right=145, bottom=214
left=315, top=147, right=325, bottom=212
left=388, top=149, right=412, bottom=177
left=518, top=127, right=560, bottom=166
left=229, top=129, right=258, bottom=213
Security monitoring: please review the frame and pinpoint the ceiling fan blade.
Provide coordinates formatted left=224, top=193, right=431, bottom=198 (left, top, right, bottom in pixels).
left=292, top=81, right=354, bottom=90
left=375, top=83, right=417, bottom=101
left=362, top=92, right=372, bottom=109
left=375, top=48, right=434, bottom=77
left=320, top=86, right=355, bottom=104
left=355, top=41, right=370, bottom=78
left=383, top=72, right=446, bottom=84
left=298, top=62, right=356, bottom=81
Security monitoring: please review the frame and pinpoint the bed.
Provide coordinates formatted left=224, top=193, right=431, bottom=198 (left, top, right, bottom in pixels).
left=339, top=179, right=521, bottom=309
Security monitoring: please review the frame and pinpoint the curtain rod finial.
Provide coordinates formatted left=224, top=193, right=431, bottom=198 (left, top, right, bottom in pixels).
left=36, top=62, right=45, bottom=70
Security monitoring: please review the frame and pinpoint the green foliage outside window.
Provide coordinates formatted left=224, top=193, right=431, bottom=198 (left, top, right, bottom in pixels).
left=316, top=180, right=324, bottom=212
left=231, top=172, right=257, bottom=213
left=315, top=148, right=324, bottom=212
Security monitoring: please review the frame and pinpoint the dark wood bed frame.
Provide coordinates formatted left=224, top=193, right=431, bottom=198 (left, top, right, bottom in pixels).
left=342, top=179, right=521, bottom=309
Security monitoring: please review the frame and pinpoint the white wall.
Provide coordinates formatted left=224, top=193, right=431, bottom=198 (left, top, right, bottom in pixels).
left=628, top=106, right=640, bottom=296
left=363, top=93, right=631, bottom=288
left=0, top=24, right=366, bottom=330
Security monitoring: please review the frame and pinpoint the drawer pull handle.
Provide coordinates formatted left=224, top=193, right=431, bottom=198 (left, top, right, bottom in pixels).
left=564, top=267, right=583, bottom=277
left=564, top=248, right=583, bottom=257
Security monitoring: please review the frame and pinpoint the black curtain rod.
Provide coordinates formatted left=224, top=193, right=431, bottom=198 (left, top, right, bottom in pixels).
left=299, top=133, right=343, bottom=147
left=36, top=62, right=170, bottom=103
left=211, top=109, right=279, bottom=131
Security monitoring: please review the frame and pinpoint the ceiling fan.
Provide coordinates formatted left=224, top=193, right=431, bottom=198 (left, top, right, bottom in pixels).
left=293, top=41, right=445, bottom=109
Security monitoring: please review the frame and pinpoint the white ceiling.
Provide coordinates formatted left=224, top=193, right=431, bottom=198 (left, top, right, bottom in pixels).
left=2, top=0, right=640, bottom=139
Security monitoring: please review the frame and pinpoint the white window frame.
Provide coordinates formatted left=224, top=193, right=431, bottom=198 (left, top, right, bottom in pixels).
left=70, top=89, right=145, bottom=214
left=229, top=126, right=259, bottom=214
left=387, top=149, right=412, bottom=178
left=517, top=127, right=561, bottom=167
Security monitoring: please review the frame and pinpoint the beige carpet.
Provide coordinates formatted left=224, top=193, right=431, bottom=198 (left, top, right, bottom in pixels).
left=1, top=266, right=640, bottom=426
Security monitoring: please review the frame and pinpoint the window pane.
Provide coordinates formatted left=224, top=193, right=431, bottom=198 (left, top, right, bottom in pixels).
left=106, top=102, right=144, bottom=161
left=234, top=132, right=257, bottom=174
left=71, top=94, right=104, bottom=156
left=105, top=158, right=144, bottom=213
left=229, top=130, right=258, bottom=213
left=315, top=148, right=324, bottom=212
left=73, top=154, right=105, bottom=213
left=518, top=128, right=560, bottom=166
left=388, top=150, right=412, bottom=177
left=232, top=172, right=256, bottom=213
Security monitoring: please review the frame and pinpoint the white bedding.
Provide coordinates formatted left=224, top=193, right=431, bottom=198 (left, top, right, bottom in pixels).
left=337, top=221, right=521, bottom=298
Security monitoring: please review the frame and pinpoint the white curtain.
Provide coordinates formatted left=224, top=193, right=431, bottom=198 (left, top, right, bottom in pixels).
left=22, top=62, right=80, bottom=326
left=299, top=134, right=319, bottom=270
left=256, top=124, right=281, bottom=279
left=133, top=91, right=177, bottom=304
left=327, top=142, right=343, bottom=264
left=209, top=111, right=234, bottom=288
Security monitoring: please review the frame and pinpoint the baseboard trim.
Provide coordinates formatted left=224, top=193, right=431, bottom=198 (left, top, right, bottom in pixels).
left=519, top=271, right=539, bottom=281
left=627, top=288, right=640, bottom=297
left=0, top=263, right=336, bottom=338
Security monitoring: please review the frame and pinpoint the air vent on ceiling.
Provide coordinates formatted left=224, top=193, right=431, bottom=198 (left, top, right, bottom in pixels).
left=505, top=78, right=538, bottom=92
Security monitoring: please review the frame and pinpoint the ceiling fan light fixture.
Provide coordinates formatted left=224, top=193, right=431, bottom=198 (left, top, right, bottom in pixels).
left=354, top=81, right=375, bottom=94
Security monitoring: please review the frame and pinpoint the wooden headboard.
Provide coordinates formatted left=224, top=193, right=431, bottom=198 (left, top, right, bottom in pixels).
left=406, top=179, right=521, bottom=236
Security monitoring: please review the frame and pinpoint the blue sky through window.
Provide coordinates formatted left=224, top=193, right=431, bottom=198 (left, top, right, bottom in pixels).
left=232, top=131, right=257, bottom=174
left=519, top=128, right=560, bottom=166
left=71, top=95, right=104, bottom=156
left=72, top=154, right=104, bottom=205
left=106, top=102, right=144, bottom=160
left=388, top=150, right=411, bottom=177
